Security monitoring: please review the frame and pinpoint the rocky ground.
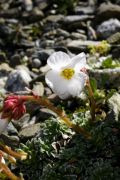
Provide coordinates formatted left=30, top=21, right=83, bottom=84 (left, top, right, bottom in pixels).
left=0, top=0, right=120, bottom=180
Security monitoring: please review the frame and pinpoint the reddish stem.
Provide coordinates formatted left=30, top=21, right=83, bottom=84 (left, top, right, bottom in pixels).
left=22, top=95, right=91, bottom=139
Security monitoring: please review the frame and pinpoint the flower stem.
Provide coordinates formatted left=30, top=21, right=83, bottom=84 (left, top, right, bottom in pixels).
left=0, top=150, right=16, bottom=164
left=0, top=143, right=27, bottom=160
left=0, top=162, right=22, bottom=180
left=23, top=95, right=91, bottom=139
left=86, top=80, right=96, bottom=122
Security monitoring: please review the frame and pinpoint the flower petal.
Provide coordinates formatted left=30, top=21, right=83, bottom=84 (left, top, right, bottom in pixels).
left=67, top=72, right=87, bottom=97
left=45, top=70, right=87, bottom=99
left=47, top=51, right=71, bottom=70
left=68, top=52, right=87, bottom=72
left=45, top=70, right=68, bottom=99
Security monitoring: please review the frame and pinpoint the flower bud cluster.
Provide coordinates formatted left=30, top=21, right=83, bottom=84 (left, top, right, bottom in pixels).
left=2, top=95, right=26, bottom=120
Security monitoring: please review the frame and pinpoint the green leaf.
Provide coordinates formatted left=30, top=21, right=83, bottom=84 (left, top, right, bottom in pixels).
left=102, top=57, right=112, bottom=68
left=89, top=78, right=97, bottom=93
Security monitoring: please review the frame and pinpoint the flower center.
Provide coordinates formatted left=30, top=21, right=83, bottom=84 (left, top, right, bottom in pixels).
left=60, top=68, right=75, bottom=80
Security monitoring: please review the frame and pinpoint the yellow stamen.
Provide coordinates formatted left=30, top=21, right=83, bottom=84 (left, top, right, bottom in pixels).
left=60, top=68, right=75, bottom=80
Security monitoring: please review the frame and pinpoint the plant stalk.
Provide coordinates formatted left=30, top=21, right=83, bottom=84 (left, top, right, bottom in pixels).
left=0, top=162, right=22, bottom=180
left=0, top=143, right=27, bottom=160
left=23, top=95, right=91, bottom=139
left=86, top=80, right=96, bottom=122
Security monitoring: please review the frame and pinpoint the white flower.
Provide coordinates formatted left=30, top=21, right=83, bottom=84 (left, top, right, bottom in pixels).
left=45, top=51, right=88, bottom=99
left=0, top=114, right=9, bottom=134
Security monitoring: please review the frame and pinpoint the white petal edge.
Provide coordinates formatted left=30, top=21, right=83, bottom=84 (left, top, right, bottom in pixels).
left=0, top=117, right=9, bottom=135
left=47, top=51, right=71, bottom=71
left=68, top=52, right=87, bottom=72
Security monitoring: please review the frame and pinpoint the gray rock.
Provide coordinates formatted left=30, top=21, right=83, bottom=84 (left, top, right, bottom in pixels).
left=32, top=58, right=42, bottom=68
left=37, top=108, right=56, bottom=121
left=63, top=15, right=93, bottom=24
left=12, top=114, right=30, bottom=130
left=0, top=24, right=15, bottom=38
left=62, top=15, right=94, bottom=30
left=45, top=15, right=64, bottom=23
left=10, top=54, right=21, bottom=67
left=97, top=18, right=120, bottom=39
left=0, top=134, right=20, bottom=147
left=23, top=0, right=33, bottom=11
left=75, top=5, right=95, bottom=15
left=5, top=68, right=32, bottom=92
left=32, top=82, right=44, bottom=96
left=7, top=122, right=18, bottom=135
left=30, top=106, right=57, bottom=123
left=32, top=49, right=54, bottom=65
left=22, top=7, right=44, bottom=23
left=40, top=40, right=55, bottom=48
left=112, top=47, right=120, bottom=58
left=0, top=78, right=7, bottom=92
left=56, top=28, right=70, bottom=38
left=36, top=0, right=48, bottom=10
left=95, top=2, right=120, bottom=24
left=107, top=32, right=120, bottom=44
left=19, top=123, right=41, bottom=141
left=0, top=63, right=12, bottom=77
left=108, top=93, right=120, bottom=121
left=44, top=87, right=52, bottom=96
left=19, top=39, right=35, bottom=48
left=0, top=52, right=7, bottom=63
left=71, top=32, right=87, bottom=40
left=67, top=40, right=100, bottom=53
left=89, top=68, right=120, bottom=88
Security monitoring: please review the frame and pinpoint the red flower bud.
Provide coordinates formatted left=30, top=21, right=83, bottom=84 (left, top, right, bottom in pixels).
left=2, top=95, right=26, bottom=120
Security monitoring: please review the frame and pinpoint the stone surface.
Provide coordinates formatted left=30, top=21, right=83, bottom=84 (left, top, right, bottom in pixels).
left=31, top=58, right=42, bottom=68
left=0, top=134, right=20, bottom=147
left=75, top=5, right=95, bottom=15
left=10, top=54, right=21, bottom=67
left=32, top=82, right=44, bottom=96
left=18, top=123, right=41, bottom=141
left=5, top=68, right=32, bottom=92
left=108, top=93, right=120, bottom=121
left=67, top=40, right=100, bottom=53
left=13, top=114, right=30, bottom=130
left=22, top=7, right=44, bottom=23
left=70, top=32, right=87, bottom=40
left=97, top=18, right=120, bottom=39
left=62, top=15, right=94, bottom=30
left=7, top=122, right=18, bottom=135
left=95, top=2, right=120, bottom=24
left=32, top=49, right=54, bottom=65
left=89, top=68, right=120, bottom=88
left=45, top=15, right=64, bottom=23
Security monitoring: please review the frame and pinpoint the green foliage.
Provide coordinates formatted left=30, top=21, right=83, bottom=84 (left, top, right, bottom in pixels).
left=102, top=57, right=120, bottom=69
left=89, top=78, right=105, bottom=101
left=18, top=118, right=72, bottom=180
left=89, top=41, right=110, bottom=55
left=18, top=114, right=120, bottom=180
left=42, top=120, right=120, bottom=180
left=0, top=173, right=7, bottom=180
left=90, top=78, right=97, bottom=93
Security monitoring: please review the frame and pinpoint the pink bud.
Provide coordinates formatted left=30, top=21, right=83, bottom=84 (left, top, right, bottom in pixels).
left=2, top=95, right=26, bottom=120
